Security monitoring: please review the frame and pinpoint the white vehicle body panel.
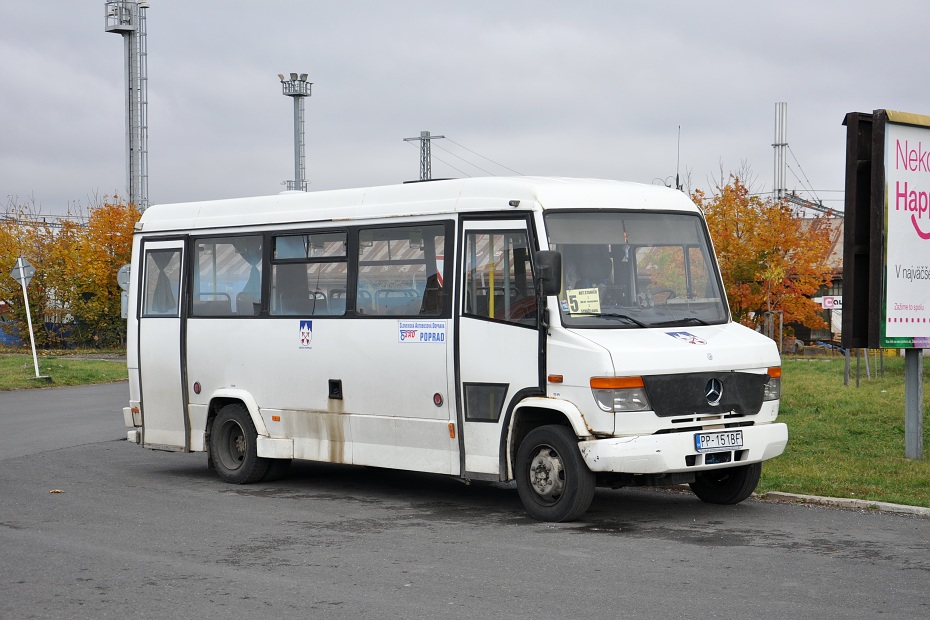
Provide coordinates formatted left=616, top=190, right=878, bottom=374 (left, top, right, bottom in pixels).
left=124, top=177, right=786, bottom=485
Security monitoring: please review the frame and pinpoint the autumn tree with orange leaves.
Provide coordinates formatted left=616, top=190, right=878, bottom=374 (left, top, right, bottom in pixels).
left=0, top=197, right=140, bottom=348
left=692, top=175, right=834, bottom=333
left=59, top=200, right=140, bottom=346
left=0, top=201, right=62, bottom=347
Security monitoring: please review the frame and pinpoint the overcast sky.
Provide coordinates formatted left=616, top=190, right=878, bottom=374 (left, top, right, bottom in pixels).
left=2, top=1, right=928, bottom=217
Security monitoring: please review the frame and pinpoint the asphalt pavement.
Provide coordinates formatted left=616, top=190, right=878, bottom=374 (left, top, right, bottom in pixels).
left=1, top=383, right=928, bottom=619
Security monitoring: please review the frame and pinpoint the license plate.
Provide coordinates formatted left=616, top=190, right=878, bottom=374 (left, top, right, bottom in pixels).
left=694, top=430, right=743, bottom=453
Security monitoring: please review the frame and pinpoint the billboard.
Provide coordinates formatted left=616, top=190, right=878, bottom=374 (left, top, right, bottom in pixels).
left=881, top=112, right=930, bottom=348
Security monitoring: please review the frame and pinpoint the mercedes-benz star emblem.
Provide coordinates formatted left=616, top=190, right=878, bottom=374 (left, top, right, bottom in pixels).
left=705, top=378, right=723, bottom=406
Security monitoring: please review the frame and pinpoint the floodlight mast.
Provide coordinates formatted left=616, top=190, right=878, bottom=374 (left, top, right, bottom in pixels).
left=773, top=101, right=787, bottom=202
left=772, top=102, right=837, bottom=217
left=105, top=1, right=149, bottom=211
left=279, top=73, right=312, bottom=191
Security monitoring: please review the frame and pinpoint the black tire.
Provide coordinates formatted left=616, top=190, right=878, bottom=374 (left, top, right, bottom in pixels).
left=689, top=462, right=762, bottom=504
left=515, top=425, right=595, bottom=522
left=209, top=403, right=270, bottom=484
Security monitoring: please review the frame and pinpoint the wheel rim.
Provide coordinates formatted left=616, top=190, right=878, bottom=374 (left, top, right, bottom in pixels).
left=216, top=419, right=246, bottom=471
left=527, top=444, right=566, bottom=505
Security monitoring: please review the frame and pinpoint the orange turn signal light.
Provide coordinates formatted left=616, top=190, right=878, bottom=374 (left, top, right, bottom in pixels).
left=768, top=367, right=782, bottom=379
left=590, top=376, right=645, bottom=389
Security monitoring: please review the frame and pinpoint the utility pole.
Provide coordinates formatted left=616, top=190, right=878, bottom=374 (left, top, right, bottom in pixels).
left=105, top=1, right=150, bottom=211
left=278, top=73, right=312, bottom=191
left=404, top=131, right=444, bottom=180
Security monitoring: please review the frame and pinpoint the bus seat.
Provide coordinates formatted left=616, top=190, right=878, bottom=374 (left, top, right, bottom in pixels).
left=193, top=293, right=231, bottom=316
left=330, top=289, right=347, bottom=315
left=375, top=289, right=419, bottom=315
left=419, top=273, right=443, bottom=315
left=278, top=289, right=313, bottom=315
left=355, top=289, right=373, bottom=315
left=310, top=291, right=328, bottom=314
left=236, top=292, right=260, bottom=316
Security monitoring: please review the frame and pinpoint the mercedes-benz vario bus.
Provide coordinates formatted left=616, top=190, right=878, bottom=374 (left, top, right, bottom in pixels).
left=124, top=177, right=787, bottom=521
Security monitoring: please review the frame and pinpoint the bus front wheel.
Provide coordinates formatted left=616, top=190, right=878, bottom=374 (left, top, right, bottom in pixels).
left=689, top=462, right=762, bottom=504
left=210, top=403, right=270, bottom=484
left=515, top=425, right=595, bottom=522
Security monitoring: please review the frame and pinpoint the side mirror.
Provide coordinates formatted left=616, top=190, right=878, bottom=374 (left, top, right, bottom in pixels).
left=535, top=250, right=562, bottom=297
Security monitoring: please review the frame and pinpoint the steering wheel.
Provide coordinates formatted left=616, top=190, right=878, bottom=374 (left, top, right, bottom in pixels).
left=650, top=288, right=677, bottom=303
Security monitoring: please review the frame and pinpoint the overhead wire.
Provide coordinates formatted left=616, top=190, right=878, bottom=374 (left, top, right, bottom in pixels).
left=787, top=145, right=821, bottom=203
left=431, top=142, right=496, bottom=176
left=444, top=138, right=524, bottom=176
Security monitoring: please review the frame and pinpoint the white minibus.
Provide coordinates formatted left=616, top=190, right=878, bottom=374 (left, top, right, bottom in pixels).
left=124, top=177, right=787, bottom=521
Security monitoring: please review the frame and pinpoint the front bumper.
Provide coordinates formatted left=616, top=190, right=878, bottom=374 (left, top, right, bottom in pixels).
left=578, top=422, right=787, bottom=474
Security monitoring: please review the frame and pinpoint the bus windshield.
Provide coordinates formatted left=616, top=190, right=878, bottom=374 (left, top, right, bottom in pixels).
left=544, top=211, right=728, bottom=328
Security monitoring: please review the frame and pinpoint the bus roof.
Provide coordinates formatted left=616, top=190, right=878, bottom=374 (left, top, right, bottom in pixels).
left=135, top=177, right=699, bottom=234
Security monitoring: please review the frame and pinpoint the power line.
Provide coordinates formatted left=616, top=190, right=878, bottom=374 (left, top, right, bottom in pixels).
left=787, top=145, right=821, bottom=203
left=431, top=142, right=496, bottom=176
left=444, top=137, right=523, bottom=176
left=430, top=152, right=472, bottom=178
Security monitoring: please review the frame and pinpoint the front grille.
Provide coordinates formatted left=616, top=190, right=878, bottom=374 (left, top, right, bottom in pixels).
left=643, top=372, right=768, bottom=418
left=654, top=420, right=753, bottom=435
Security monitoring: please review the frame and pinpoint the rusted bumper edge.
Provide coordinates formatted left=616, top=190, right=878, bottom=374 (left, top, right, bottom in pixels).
left=577, top=423, right=788, bottom=475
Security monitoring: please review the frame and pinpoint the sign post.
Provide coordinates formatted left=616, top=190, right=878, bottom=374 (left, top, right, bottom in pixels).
left=9, top=256, right=48, bottom=381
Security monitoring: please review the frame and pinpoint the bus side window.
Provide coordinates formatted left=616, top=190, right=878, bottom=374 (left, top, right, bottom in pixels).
left=191, top=236, right=263, bottom=317
left=142, top=249, right=181, bottom=317
left=464, top=231, right=535, bottom=326
left=271, top=231, right=347, bottom=316
left=357, top=224, right=446, bottom=317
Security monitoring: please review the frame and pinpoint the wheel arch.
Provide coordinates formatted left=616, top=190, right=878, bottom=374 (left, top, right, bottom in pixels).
left=205, top=389, right=269, bottom=439
left=505, top=397, right=593, bottom=480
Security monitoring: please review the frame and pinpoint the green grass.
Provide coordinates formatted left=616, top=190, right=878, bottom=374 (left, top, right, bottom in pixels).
left=0, top=352, right=128, bottom=390
left=2, top=349, right=928, bottom=507
left=758, top=355, right=930, bottom=508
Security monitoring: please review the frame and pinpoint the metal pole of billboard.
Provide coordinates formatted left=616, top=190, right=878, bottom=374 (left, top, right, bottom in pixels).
left=904, top=349, right=923, bottom=459
left=855, top=349, right=860, bottom=388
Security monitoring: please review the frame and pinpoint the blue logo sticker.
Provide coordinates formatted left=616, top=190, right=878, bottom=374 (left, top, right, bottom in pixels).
left=299, top=320, right=313, bottom=348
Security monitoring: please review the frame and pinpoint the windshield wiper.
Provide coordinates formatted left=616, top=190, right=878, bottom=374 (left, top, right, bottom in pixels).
left=650, top=317, right=709, bottom=327
left=568, top=312, right=647, bottom=327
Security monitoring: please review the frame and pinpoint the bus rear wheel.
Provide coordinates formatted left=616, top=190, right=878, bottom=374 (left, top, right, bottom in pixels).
left=210, top=403, right=270, bottom=484
left=689, top=462, right=761, bottom=504
left=515, top=425, right=595, bottom=522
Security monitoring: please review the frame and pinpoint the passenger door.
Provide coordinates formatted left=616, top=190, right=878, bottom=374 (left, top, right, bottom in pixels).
left=457, top=218, right=541, bottom=477
left=137, top=239, right=187, bottom=449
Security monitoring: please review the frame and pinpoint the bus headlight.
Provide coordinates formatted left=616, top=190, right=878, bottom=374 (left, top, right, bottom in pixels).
left=590, top=377, right=651, bottom=412
left=763, top=367, right=781, bottom=401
